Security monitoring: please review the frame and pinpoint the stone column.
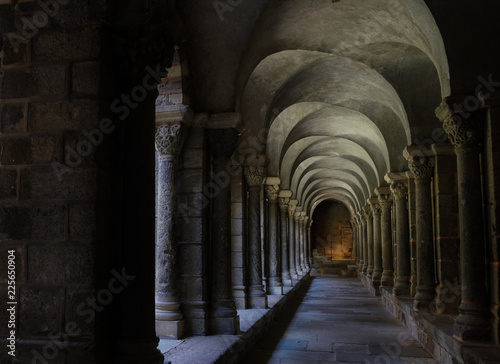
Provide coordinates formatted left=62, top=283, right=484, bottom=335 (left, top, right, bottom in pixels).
left=386, top=173, right=411, bottom=296
left=437, top=98, right=491, bottom=341
left=355, top=214, right=363, bottom=271
left=364, top=205, right=374, bottom=278
left=206, top=123, right=240, bottom=334
left=279, top=190, right=293, bottom=287
left=369, top=197, right=383, bottom=289
left=155, top=112, right=191, bottom=338
left=431, top=143, right=460, bottom=314
left=361, top=211, right=369, bottom=274
left=294, top=210, right=303, bottom=276
left=243, top=156, right=269, bottom=309
left=404, top=146, right=436, bottom=311
left=376, top=187, right=394, bottom=288
left=108, top=12, right=174, bottom=360
left=299, top=212, right=308, bottom=272
left=288, top=200, right=298, bottom=282
left=308, top=219, right=314, bottom=267
left=407, top=175, right=418, bottom=297
left=351, top=218, right=357, bottom=263
left=303, top=215, right=310, bottom=271
left=265, top=177, right=283, bottom=295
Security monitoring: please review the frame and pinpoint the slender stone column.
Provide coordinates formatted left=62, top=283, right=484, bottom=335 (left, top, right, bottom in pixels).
left=376, top=188, right=394, bottom=288
left=308, top=219, right=314, bottom=267
left=265, top=177, right=283, bottom=295
left=294, top=210, right=303, bottom=276
left=299, top=212, right=307, bottom=272
left=303, top=216, right=310, bottom=271
left=437, top=98, right=491, bottom=341
left=279, top=190, right=293, bottom=287
left=243, top=156, right=269, bottom=308
left=288, top=200, right=298, bottom=282
left=361, top=211, right=369, bottom=274
left=155, top=114, right=191, bottom=338
left=386, top=173, right=411, bottom=296
left=364, top=205, right=374, bottom=278
left=206, top=124, right=240, bottom=334
left=404, top=146, right=436, bottom=311
left=355, top=214, right=363, bottom=271
left=369, top=197, right=382, bottom=288
left=431, top=143, right=460, bottom=314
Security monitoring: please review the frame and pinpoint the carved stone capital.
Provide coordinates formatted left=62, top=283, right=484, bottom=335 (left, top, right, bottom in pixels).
left=363, top=205, right=372, bottom=218
left=264, top=177, right=280, bottom=201
left=294, top=211, right=301, bottom=222
left=265, top=185, right=279, bottom=201
left=288, top=199, right=298, bottom=218
left=436, top=96, right=485, bottom=149
left=374, top=187, right=392, bottom=209
left=403, top=145, right=435, bottom=180
left=155, top=123, right=187, bottom=157
left=244, top=166, right=266, bottom=187
left=368, top=197, right=381, bottom=216
left=278, top=190, right=293, bottom=213
left=390, top=180, right=408, bottom=201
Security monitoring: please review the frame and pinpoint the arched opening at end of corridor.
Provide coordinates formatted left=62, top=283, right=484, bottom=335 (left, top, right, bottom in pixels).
left=311, top=200, right=353, bottom=261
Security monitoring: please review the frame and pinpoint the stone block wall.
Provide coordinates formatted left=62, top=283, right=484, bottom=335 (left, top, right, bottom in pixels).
left=0, top=2, right=108, bottom=362
left=432, top=145, right=460, bottom=314
left=231, top=167, right=247, bottom=309
left=484, top=98, right=500, bottom=345
left=177, top=126, right=210, bottom=336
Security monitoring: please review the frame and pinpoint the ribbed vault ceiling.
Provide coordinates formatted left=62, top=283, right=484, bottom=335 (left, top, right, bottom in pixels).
left=233, top=0, right=450, bottom=218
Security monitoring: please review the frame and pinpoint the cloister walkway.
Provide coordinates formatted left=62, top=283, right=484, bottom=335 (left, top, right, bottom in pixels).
left=242, top=275, right=436, bottom=364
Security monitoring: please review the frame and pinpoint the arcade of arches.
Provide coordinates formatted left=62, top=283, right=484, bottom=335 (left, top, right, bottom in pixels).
left=1, top=0, right=500, bottom=363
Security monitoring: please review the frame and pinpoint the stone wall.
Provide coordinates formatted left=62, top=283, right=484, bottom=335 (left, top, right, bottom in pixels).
left=0, top=1, right=108, bottom=362
left=311, top=201, right=353, bottom=260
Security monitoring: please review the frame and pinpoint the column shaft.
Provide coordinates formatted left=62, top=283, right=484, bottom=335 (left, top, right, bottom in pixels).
left=387, top=175, right=411, bottom=296
left=377, top=188, right=394, bottom=288
left=265, top=180, right=282, bottom=295
left=295, top=212, right=303, bottom=276
left=405, top=148, right=436, bottom=311
left=207, top=127, right=239, bottom=334
left=437, top=99, right=491, bottom=340
left=288, top=200, right=298, bottom=281
left=155, top=122, right=188, bottom=338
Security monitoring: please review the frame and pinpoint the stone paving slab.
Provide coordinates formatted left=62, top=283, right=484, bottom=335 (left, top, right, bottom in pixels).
left=241, top=276, right=437, bottom=364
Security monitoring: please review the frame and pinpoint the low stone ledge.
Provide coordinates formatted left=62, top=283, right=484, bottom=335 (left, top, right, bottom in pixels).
left=161, top=272, right=311, bottom=364
left=381, top=287, right=500, bottom=364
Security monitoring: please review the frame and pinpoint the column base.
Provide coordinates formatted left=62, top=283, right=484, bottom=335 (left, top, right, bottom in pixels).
left=380, top=271, right=394, bottom=287
left=116, top=337, right=164, bottom=364
left=282, top=278, right=292, bottom=286
left=492, top=304, right=500, bottom=346
left=413, top=285, right=436, bottom=312
left=156, top=319, right=185, bottom=339
left=393, top=277, right=411, bottom=296
left=434, top=282, right=460, bottom=314
left=296, top=269, right=304, bottom=276
left=267, top=285, right=283, bottom=295
left=410, top=274, right=417, bottom=297
left=372, top=269, right=382, bottom=286
left=209, top=316, right=240, bottom=335
left=454, top=307, right=491, bottom=342
left=248, top=294, right=268, bottom=309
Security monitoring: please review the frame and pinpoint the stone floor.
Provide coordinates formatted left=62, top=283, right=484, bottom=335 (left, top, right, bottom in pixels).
left=241, top=275, right=436, bottom=364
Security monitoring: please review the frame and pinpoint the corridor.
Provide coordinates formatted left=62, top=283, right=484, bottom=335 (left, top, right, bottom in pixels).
left=242, top=276, right=435, bottom=364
